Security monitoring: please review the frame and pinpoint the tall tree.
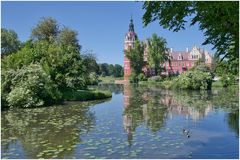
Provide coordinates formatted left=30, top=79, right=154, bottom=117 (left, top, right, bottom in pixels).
left=58, top=27, right=81, bottom=50
left=99, top=63, right=109, bottom=77
left=142, top=1, right=239, bottom=73
left=125, top=40, right=144, bottom=75
left=1, top=28, right=21, bottom=57
left=31, top=17, right=59, bottom=42
left=147, top=33, right=169, bottom=75
left=81, top=51, right=99, bottom=74
left=113, top=64, right=123, bottom=77
left=108, top=64, right=115, bottom=76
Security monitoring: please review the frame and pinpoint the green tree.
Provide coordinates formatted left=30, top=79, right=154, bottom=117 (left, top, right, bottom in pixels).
left=2, top=40, right=87, bottom=92
left=108, top=64, right=115, bottom=76
left=99, top=63, right=109, bottom=77
left=147, top=33, right=169, bottom=75
left=58, top=27, right=81, bottom=50
left=31, top=17, right=59, bottom=42
left=125, top=40, right=144, bottom=76
left=1, top=28, right=21, bottom=57
left=81, top=51, right=99, bottom=74
left=142, top=1, right=239, bottom=73
left=113, top=64, right=123, bottom=77
left=41, top=43, right=86, bottom=91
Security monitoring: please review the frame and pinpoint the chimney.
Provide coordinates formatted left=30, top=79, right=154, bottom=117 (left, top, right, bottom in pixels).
left=186, top=47, right=189, bottom=52
left=170, top=48, right=173, bottom=53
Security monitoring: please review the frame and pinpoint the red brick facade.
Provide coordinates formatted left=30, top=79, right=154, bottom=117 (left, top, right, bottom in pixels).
left=161, top=47, right=212, bottom=75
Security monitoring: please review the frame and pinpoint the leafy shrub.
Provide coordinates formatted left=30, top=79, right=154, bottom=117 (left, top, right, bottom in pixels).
left=87, top=72, right=99, bottom=85
left=220, top=74, right=236, bottom=87
left=138, top=73, right=147, bottom=81
left=160, top=80, right=173, bottom=89
left=172, top=70, right=213, bottom=90
left=5, top=64, right=62, bottom=108
left=1, top=69, right=16, bottom=109
left=63, top=89, right=112, bottom=101
left=190, top=63, right=211, bottom=72
left=129, top=73, right=138, bottom=83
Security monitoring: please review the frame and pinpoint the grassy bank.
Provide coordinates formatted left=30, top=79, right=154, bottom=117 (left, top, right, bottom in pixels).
left=139, top=80, right=172, bottom=89
left=99, top=76, right=123, bottom=84
left=139, top=80, right=239, bottom=90
left=63, top=89, right=112, bottom=101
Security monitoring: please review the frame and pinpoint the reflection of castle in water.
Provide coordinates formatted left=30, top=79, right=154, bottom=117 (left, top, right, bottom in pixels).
left=123, top=84, right=134, bottom=146
left=122, top=85, right=214, bottom=139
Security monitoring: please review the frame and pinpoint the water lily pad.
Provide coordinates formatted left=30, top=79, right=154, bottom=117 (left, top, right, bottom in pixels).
left=83, top=153, right=91, bottom=156
left=90, top=155, right=96, bottom=158
left=85, top=147, right=98, bottom=150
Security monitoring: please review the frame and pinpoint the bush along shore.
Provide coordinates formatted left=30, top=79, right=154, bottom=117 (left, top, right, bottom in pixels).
left=62, top=89, right=112, bottom=101
left=138, top=64, right=238, bottom=90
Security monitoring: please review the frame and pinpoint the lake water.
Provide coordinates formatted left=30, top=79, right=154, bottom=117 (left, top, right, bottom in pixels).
left=1, top=84, right=239, bottom=159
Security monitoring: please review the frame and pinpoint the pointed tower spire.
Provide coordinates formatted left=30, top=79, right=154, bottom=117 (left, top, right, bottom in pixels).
left=129, top=16, right=135, bottom=32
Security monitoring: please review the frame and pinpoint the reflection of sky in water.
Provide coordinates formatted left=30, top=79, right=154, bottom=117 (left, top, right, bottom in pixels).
left=1, top=85, right=239, bottom=159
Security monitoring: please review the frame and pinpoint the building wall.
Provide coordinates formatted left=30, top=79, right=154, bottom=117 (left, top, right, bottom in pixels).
left=124, top=41, right=134, bottom=80
left=163, top=60, right=197, bottom=74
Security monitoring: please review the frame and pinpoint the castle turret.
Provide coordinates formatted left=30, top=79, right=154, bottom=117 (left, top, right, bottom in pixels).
left=124, top=17, right=138, bottom=80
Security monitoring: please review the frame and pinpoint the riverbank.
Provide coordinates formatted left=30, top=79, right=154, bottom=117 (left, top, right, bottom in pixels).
left=62, top=89, right=112, bottom=101
left=99, top=76, right=124, bottom=84
left=139, top=80, right=239, bottom=90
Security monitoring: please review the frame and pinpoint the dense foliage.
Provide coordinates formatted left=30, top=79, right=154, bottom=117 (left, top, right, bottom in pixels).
left=125, top=40, right=144, bottom=82
left=171, top=70, right=213, bottom=90
left=31, top=17, right=59, bottom=42
left=98, top=63, right=123, bottom=77
left=62, top=89, right=112, bottom=101
left=58, top=27, right=81, bottom=50
left=147, top=33, right=169, bottom=75
left=1, top=28, right=21, bottom=57
left=2, top=64, right=62, bottom=108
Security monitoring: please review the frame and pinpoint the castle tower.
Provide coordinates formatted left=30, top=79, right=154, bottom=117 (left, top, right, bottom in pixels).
left=124, top=17, right=138, bottom=80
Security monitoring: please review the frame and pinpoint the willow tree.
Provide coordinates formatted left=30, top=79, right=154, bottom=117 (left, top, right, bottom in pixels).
left=147, top=33, right=169, bottom=75
left=125, top=40, right=144, bottom=76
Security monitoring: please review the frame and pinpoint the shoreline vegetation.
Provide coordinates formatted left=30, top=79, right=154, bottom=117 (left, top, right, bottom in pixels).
left=62, top=89, right=112, bottom=101
left=126, top=61, right=238, bottom=90
left=138, top=80, right=239, bottom=89
left=99, top=76, right=124, bottom=84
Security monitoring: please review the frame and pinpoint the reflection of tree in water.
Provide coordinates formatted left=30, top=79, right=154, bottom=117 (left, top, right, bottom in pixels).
left=162, top=90, right=214, bottom=121
left=212, top=88, right=239, bottom=136
left=96, top=83, right=124, bottom=95
left=123, top=85, right=239, bottom=139
left=159, top=88, right=238, bottom=123
left=123, top=84, right=168, bottom=145
left=227, top=112, right=239, bottom=136
left=1, top=101, right=102, bottom=159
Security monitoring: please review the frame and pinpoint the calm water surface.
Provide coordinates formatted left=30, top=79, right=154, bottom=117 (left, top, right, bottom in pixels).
left=1, top=84, right=239, bottom=159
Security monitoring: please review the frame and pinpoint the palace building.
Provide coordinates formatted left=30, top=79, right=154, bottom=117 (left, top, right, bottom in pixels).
left=123, top=18, right=213, bottom=80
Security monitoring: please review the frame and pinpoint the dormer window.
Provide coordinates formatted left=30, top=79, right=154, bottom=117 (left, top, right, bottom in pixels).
left=178, top=55, right=183, bottom=60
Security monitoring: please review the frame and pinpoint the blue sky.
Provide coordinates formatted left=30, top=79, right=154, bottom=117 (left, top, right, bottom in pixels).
left=2, top=1, right=215, bottom=65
